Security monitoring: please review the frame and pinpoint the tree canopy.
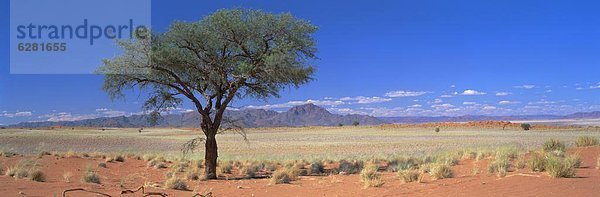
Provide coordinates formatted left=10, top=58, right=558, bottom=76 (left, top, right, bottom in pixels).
left=99, top=9, right=318, bottom=179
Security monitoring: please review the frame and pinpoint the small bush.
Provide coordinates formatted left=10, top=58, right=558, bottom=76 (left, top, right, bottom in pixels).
left=38, top=151, right=52, bottom=158
left=143, top=154, right=156, bottom=161
left=521, top=123, right=531, bottom=131
left=488, top=156, right=510, bottom=177
left=98, top=163, right=107, bottom=168
left=545, top=155, right=577, bottom=178
left=575, top=136, right=599, bottom=147
left=240, top=165, right=260, bottom=178
left=217, top=162, right=233, bottom=174
left=165, top=177, right=188, bottom=190
left=565, top=155, right=582, bottom=168
left=435, top=127, right=440, bottom=133
left=352, top=121, right=360, bottom=126
left=527, top=151, right=547, bottom=172
left=359, top=163, right=384, bottom=188
left=270, top=168, right=299, bottom=184
left=543, top=139, right=566, bottom=153
left=397, top=169, right=421, bottom=183
left=515, top=155, right=527, bottom=169
left=307, top=161, right=324, bottom=175
left=155, top=162, right=167, bottom=169
left=114, top=155, right=125, bottom=162
left=429, top=163, right=453, bottom=180
left=338, top=160, right=364, bottom=174
left=82, top=171, right=101, bottom=184
left=29, top=170, right=46, bottom=182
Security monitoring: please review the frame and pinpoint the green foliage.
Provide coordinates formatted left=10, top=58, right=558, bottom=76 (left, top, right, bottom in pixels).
left=435, top=127, right=440, bottom=133
left=575, top=136, right=599, bottom=147
left=545, top=155, right=577, bottom=178
left=521, top=123, right=531, bottom=131
left=307, top=161, right=324, bottom=175
left=527, top=151, right=548, bottom=172
left=488, top=156, right=510, bottom=177
left=352, top=121, right=360, bottom=126
left=543, top=139, right=566, bottom=153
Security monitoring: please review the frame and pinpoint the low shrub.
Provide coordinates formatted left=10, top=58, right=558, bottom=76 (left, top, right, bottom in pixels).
left=359, top=163, right=384, bottom=188
left=575, top=136, right=599, bottom=147
left=542, top=139, right=566, bottom=153
left=397, top=169, right=421, bottom=183
left=338, top=160, right=364, bottom=175
left=527, top=151, right=547, bottom=172
left=307, top=161, right=324, bottom=175
left=270, top=167, right=299, bottom=184
left=165, top=177, right=188, bottom=190
left=29, top=170, right=46, bottom=182
left=217, top=162, right=233, bottom=174
left=429, top=163, right=453, bottom=180
left=488, top=156, right=510, bottom=177
left=545, top=155, right=577, bottom=178
left=98, top=163, right=107, bottom=168
left=521, top=123, right=531, bottom=131
left=82, top=171, right=101, bottom=184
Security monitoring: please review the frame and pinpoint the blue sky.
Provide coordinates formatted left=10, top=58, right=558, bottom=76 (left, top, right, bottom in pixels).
left=1, top=0, right=600, bottom=124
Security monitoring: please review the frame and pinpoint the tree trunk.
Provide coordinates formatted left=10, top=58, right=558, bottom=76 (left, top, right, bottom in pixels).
left=204, top=132, right=218, bottom=179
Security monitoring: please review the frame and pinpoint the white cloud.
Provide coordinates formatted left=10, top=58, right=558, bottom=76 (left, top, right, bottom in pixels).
left=408, top=104, right=422, bottom=108
left=440, top=94, right=454, bottom=98
left=482, top=106, right=497, bottom=110
left=1, top=111, right=33, bottom=118
left=590, top=85, right=600, bottom=89
left=450, top=85, right=456, bottom=88
left=431, top=104, right=455, bottom=109
left=495, top=92, right=511, bottom=96
left=545, top=89, right=553, bottom=93
left=327, top=107, right=368, bottom=115
left=514, top=85, right=536, bottom=89
left=461, top=89, right=486, bottom=95
left=384, top=91, right=430, bottom=98
left=246, top=99, right=344, bottom=109
left=499, top=100, right=520, bottom=105
left=339, top=96, right=392, bottom=104
left=430, top=99, right=443, bottom=104
left=528, top=100, right=557, bottom=105
left=95, top=108, right=109, bottom=112
left=463, top=102, right=477, bottom=105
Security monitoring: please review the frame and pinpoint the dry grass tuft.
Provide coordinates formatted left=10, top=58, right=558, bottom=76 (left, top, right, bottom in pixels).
left=397, top=169, right=422, bottom=183
left=82, top=165, right=101, bottom=184
left=359, top=163, right=384, bottom=188
left=575, top=136, right=599, bottom=147
left=270, top=167, right=299, bottom=184
left=29, top=170, right=46, bottom=182
left=165, top=177, right=188, bottom=190
left=429, top=163, right=453, bottom=180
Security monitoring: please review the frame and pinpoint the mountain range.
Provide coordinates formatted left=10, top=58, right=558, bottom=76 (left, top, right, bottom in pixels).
left=7, top=104, right=600, bottom=128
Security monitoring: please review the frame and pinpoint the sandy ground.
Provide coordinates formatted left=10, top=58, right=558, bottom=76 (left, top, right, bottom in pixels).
left=0, top=147, right=598, bottom=197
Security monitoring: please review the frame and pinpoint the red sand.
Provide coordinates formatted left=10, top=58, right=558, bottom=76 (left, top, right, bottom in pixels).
left=1, top=147, right=599, bottom=197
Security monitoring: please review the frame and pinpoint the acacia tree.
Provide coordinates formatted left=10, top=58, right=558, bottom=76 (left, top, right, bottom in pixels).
left=99, top=9, right=317, bottom=179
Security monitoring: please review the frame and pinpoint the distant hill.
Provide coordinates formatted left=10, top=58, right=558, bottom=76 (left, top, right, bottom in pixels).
left=8, top=105, right=600, bottom=128
left=9, top=104, right=386, bottom=128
